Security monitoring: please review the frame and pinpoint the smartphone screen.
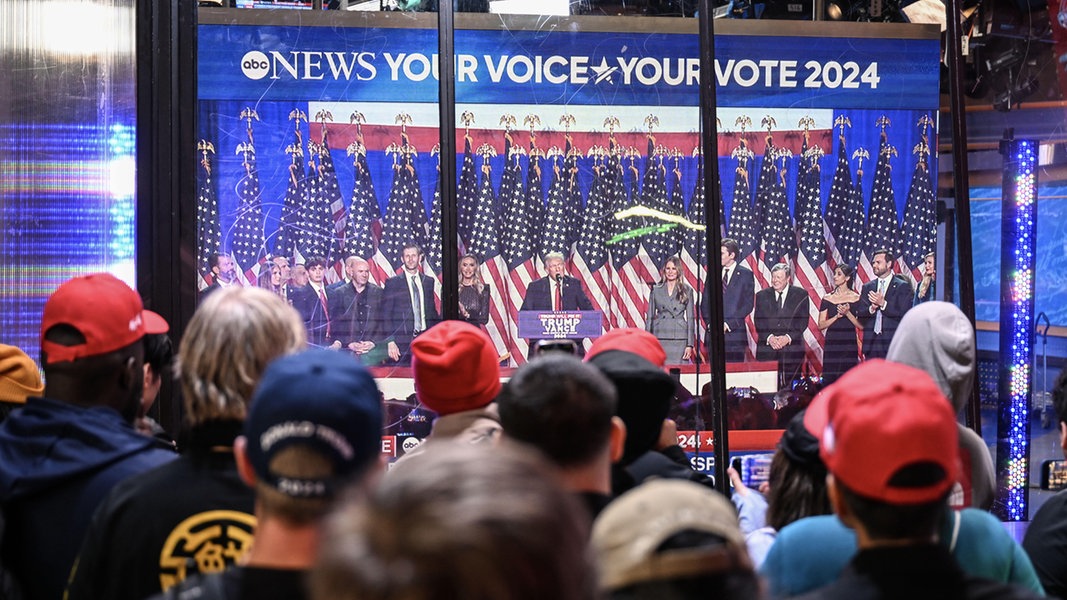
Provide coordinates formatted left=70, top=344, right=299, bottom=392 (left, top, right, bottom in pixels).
left=731, top=454, right=774, bottom=488
left=1042, top=460, right=1067, bottom=491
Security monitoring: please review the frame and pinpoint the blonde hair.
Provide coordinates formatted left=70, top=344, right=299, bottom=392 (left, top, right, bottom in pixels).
left=659, top=255, right=692, bottom=305
left=458, top=254, right=485, bottom=294
left=177, top=287, right=306, bottom=425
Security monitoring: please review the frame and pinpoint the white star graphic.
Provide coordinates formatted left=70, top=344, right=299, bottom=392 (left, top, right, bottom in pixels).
left=591, top=58, right=617, bottom=85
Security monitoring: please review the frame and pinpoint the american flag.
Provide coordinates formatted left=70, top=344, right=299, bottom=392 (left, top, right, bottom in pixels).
left=825, top=120, right=861, bottom=267
left=756, top=135, right=795, bottom=268
left=667, top=151, right=688, bottom=260
left=343, top=113, right=381, bottom=264
left=272, top=109, right=307, bottom=262
left=640, top=132, right=675, bottom=269
left=468, top=144, right=511, bottom=358
left=524, top=117, right=545, bottom=261
left=793, top=123, right=830, bottom=376
left=680, top=149, right=707, bottom=349
left=498, top=119, right=537, bottom=363
left=609, top=144, right=648, bottom=330
left=196, top=140, right=220, bottom=287
left=728, top=138, right=759, bottom=259
left=541, top=148, right=571, bottom=258
left=570, top=139, right=612, bottom=341
left=899, top=114, right=936, bottom=285
left=231, top=108, right=266, bottom=286
left=373, top=117, right=428, bottom=275
left=727, top=135, right=761, bottom=359
left=427, top=148, right=443, bottom=274
left=863, top=117, right=901, bottom=280
left=457, top=114, right=479, bottom=246
left=850, top=151, right=872, bottom=283
left=297, top=142, right=323, bottom=262
left=315, top=122, right=345, bottom=264
left=564, top=131, right=585, bottom=255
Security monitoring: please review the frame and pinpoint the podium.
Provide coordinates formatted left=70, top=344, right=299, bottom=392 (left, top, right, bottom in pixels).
left=517, top=310, right=604, bottom=339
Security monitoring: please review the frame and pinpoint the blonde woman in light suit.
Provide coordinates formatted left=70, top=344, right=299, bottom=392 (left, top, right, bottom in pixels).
left=645, top=255, right=694, bottom=364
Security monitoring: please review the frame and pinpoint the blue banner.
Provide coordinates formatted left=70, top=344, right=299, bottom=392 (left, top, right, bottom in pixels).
left=199, top=23, right=939, bottom=110
left=517, top=310, right=604, bottom=339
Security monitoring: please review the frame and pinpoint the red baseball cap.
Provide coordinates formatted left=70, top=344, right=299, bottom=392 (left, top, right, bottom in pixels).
left=817, top=359, right=960, bottom=505
left=40, top=273, right=169, bottom=364
left=411, top=321, right=501, bottom=415
left=585, top=328, right=667, bottom=368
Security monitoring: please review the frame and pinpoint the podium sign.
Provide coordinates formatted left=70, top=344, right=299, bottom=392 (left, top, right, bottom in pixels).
left=517, top=311, right=603, bottom=340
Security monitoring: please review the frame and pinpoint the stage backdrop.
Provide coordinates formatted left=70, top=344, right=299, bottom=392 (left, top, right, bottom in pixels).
left=196, top=12, right=942, bottom=383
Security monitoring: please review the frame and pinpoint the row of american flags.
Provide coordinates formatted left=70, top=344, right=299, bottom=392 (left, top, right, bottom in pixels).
left=197, top=103, right=937, bottom=373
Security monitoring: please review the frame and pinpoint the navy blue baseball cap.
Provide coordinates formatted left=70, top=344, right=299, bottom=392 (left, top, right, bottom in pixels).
left=245, top=349, right=382, bottom=499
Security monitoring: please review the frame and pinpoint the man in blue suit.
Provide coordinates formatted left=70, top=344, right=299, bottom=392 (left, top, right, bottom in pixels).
left=701, top=238, right=755, bottom=363
left=521, top=252, right=593, bottom=358
left=856, top=249, right=912, bottom=360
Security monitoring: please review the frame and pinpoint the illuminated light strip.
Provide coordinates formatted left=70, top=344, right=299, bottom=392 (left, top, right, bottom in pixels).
left=995, top=139, right=1037, bottom=521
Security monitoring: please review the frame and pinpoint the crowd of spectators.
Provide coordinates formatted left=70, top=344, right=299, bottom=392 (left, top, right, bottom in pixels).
left=0, top=273, right=1058, bottom=600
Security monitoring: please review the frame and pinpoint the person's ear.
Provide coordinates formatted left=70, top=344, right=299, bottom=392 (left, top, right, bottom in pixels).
left=233, top=436, right=257, bottom=488
left=827, top=474, right=854, bottom=527
left=1059, top=421, right=1067, bottom=453
left=609, top=416, right=627, bottom=464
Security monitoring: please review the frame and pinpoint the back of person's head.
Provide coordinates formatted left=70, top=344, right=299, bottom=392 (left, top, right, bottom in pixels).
left=178, top=287, right=306, bottom=425
left=0, top=344, right=44, bottom=421
left=885, top=301, right=975, bottom=412
left=311, top=441, right=596, bottom=600
left=1053, top=368, right=1067, bottom=428
left=410, top=321, right=500, bottom=416
left=592, top=479, right=760, bottom=599
left=143, top=333, right=174, bottom=382
left=38, top=273, right=168, bottom=418
left=498, top=354, right=618, bottom=468
left=238, top=348, right=383, bottom=525
left=586, top=327, right=667, bottom=367
left=813, top=359, right=959, bottom=542
left=587, top=349, right=675, bottom=465
left=765, top=409, right=830, bottom=531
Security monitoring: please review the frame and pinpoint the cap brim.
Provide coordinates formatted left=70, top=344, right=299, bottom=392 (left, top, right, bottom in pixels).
left=143, top=310, right=169, bottom=334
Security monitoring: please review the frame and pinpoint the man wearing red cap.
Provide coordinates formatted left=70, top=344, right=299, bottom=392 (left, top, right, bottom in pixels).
left=794, top=360, right=1041, bottom=600
left=396, top=321, right=502, bottom=463
left=0, top=273, right=177, bottom=600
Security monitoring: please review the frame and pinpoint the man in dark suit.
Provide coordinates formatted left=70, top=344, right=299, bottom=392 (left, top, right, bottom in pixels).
left=520, top=252, right=593, bottom=357
left=328, top=257, right=385, bottom=365
left=856, top=249, right=913, bottom=360
left=753, top=263, right=810, bottom=389
left=384, top=243, right=440, bottom=365
left=198, top=253, right=237, bottom=303
left=289, top=256, right=331, bottom=347
left=701, top=238, right=755, bottom=363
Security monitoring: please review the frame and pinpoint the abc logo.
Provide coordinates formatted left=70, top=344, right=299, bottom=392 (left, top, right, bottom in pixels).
left=401, top=437, right=422, bottom=453
left=240, top=51, right=270, bottom=80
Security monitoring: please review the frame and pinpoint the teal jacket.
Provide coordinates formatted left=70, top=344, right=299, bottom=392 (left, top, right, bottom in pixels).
left=761, top=509, right=1044, bottom=598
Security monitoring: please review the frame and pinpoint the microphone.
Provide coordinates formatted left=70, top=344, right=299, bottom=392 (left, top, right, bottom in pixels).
left=555, top=273, right=564, bottom=284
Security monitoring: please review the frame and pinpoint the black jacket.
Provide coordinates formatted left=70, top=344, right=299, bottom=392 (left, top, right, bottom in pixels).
left=66, top=421, right=255, bottom=600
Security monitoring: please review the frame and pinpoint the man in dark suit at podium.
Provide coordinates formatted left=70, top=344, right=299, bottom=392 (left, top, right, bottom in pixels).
left=754, top=263, right=810, bottom=389
left=701, top=238, right=755, bottom=363
left=857, top=249, right=913, bottom=360
left=520, top=252, right=593, bottom=358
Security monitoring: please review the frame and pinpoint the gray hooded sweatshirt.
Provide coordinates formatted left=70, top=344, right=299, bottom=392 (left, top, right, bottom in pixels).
left=885, top=301, right=995, bottom=510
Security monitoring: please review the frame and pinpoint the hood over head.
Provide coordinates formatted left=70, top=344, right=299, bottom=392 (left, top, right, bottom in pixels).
left=885, top=301, right=974, bottom=413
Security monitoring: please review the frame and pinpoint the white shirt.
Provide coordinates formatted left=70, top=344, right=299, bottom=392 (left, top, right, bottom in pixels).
left=406, top=271, right=426, bottom=331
